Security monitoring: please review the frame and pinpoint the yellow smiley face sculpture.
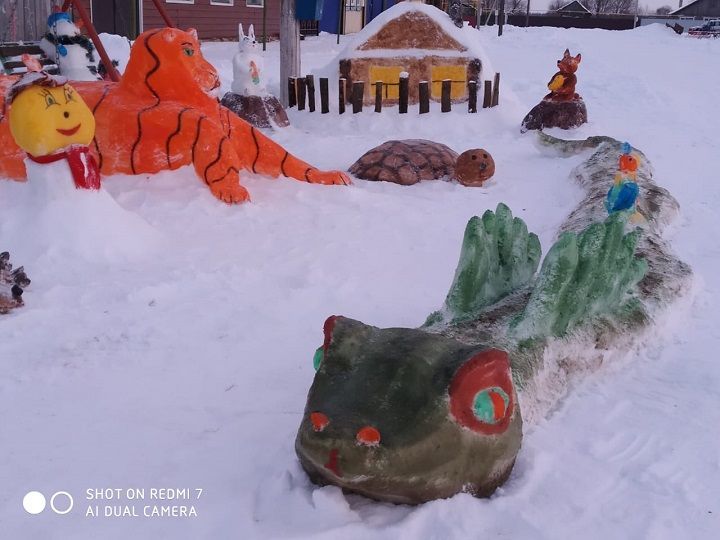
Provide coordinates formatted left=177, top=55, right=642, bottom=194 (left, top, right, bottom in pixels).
left=8, top=79, right=95, bottom=157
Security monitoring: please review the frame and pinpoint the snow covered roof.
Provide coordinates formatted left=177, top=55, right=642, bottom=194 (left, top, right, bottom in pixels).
left=554, top=1, right=591, bottom=13
left=336, top=2, right=494, bottom=70
left=669, top=0, right=708, bottom=15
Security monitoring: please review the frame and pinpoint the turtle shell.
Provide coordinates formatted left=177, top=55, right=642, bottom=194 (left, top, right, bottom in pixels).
left=349, top=139, right=458, bottom=186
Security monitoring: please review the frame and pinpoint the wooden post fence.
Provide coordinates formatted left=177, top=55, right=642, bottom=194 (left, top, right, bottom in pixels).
left=320, top=78, right=329, bottom=114
left=284, top=73, right=498, bottom=114
left=296, top=77, right=306, bottom=111
left=492, top=73, right=500, bottom=107
left=468, top=80, right=477, bottom=113
left=306, top=74, right=316, bottom=112
left=483, top=79, right=492, bottom=108
left=288, top=77, right=297, bottom=108
left=398, top=75, right=409, bottom=114
left=441, top=80, right=452, bottom=113
left=352, top=81, right=364, bottom=114
left=339, top=78, right=346, bottom=114
left=419, top=81, right=429, bottom=114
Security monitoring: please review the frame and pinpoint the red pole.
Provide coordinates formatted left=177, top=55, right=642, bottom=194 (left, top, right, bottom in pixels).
left=149, top=0, right=176, bottom=28
left=61, top=0, right=121, bottom=82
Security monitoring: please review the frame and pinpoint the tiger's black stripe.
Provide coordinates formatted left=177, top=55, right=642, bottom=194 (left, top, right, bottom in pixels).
left=207, top=166, right=239, bottom=185
left=280, top=152, right=289, bottom=177
left=191, top=116, right=207, bottom=165
left=91, top=85, right=111, bottom=170
left=165, top=107, right=192, bottom=168
left=203, top=136, right=229, bottom=185
left=304, top=168, right=313, bottom=182
left=130, top=30, right=163, bottom=175
left=250, top=127, right=260, bottom=174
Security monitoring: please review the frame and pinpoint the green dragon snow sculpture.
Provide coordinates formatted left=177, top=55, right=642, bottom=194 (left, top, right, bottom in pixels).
left=295, top=135, right=692, bottom=504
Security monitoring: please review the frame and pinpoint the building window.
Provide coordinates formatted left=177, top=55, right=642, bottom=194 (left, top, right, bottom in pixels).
left=167, top=0, right=194, bottom=4
left=211, top=0, right=234, bottom=5
left=247, top=0, right=264, bottom=7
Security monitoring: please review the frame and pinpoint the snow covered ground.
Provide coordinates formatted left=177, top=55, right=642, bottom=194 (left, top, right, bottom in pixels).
left=1, top=23, right=719, bottom=539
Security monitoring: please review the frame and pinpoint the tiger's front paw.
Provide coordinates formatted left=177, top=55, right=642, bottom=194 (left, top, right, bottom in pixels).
left=307, top=170, right=352, bottom=186
left=211, top=183, right=251, bottom=204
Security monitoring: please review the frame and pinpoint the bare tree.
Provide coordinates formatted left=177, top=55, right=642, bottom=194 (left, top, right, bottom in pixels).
left=585, top=0, right=635, bottom=14
left=548, top=0, right=567, bottom=11
left=656, top=5, right=672, bottom=14
left=506, top=0, right=528, bottom=12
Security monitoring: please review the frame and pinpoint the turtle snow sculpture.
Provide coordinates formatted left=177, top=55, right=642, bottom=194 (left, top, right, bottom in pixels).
left=296, top=135, right=692, bottom=504
left=349, top=139, right=495, bottom=187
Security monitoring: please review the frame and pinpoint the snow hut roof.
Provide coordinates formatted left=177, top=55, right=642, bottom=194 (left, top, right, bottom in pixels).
left=337, top=2, right=494, bottom=67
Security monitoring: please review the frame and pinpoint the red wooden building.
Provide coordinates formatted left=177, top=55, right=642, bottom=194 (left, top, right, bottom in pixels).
left=73, top=0, right=280, bottom=40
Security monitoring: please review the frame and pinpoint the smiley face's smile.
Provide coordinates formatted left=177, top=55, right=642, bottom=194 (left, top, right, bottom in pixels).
left=56, top=124, right=81, bottom=136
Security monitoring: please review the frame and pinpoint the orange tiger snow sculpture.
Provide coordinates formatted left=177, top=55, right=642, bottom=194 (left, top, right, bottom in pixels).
left=0, top=28, right=349, bottom=203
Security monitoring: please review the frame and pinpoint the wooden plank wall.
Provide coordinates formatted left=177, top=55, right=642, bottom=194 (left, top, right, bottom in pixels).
left=1, top=0, right=52, bottom=42
left=142, top=0, right=281, bottom=40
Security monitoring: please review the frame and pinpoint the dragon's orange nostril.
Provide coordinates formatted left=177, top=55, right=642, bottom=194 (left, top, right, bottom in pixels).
left=356, top=426, right=381, bottom=446
left=310, top=412, right=329, bottom=432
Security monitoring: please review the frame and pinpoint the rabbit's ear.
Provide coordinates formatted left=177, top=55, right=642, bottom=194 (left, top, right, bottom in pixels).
left=563, top=48, right=570, bottom=58
left=238, top=23, right=245, bottom=41
left=575, top=53, right=582, bottom=62
left=249, top=24, right=255, bottom=41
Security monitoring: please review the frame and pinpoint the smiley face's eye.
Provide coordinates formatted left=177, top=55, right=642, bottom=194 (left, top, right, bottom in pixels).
left=63, top=86, right=75, bottom=103
left=42, top=91, right=58, bottom=108
left=183, top=47, right=194, bottom=57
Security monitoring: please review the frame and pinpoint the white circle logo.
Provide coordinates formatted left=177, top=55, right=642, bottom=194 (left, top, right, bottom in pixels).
left=23, top=491, right=46, bottom=514
left=50, top=491, right=74, bottom=515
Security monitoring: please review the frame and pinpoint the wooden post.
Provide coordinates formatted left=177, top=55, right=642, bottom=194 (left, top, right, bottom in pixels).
left=297, top=77, right=307, bottom=111
left=468, top=80, right=477, bottom=113
left=320, top=78, right=329, bottom=114
left=498, top=0, right=505, bottom=36
left=492, top=73, right=500, bottom=107
left=398, top=74, right=409, bottom=114
left=280, top=0, right=301, bottom=106
left=306, top=75, right=316, bottom=112
left=374, top=82, right=383, bottom=113
left=419, top=81, right=429, bottom=114
left=483, top=79, right=492, bottom=108
left=288, top=77, right=297, bottom=108
left=339, top=78, right=346, bottom=114
left=441, top=80, right=451, bottom=113
left=352, top=81, right=364, bottom=114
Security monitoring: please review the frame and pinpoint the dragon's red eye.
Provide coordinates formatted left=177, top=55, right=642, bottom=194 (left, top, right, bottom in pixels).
left=310, top=412, right=329, bottom=432
left=449, top=349, right=515, bottom=435
left=356, top=426, right=381, bottom=446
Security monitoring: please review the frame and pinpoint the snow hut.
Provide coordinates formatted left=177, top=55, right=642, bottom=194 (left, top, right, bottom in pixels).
left=336, top=1, right=492, bottom=106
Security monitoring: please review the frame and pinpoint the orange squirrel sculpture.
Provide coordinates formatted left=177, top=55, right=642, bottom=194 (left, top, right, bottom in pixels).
left=0, top=27, right=349, bottom=203
left=544, top=49, right=581, bottom=102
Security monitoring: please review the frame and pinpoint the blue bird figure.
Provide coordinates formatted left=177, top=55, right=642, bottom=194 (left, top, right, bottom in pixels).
left=606, top=180, right=639, bottom=214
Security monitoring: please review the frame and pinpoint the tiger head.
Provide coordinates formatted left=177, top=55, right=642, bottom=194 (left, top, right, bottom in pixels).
left=120, top=27, right=221, bottom=103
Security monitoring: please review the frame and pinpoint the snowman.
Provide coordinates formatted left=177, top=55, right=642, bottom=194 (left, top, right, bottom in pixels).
left=231, top=24, right=267, bottom=96
left=4, top=66, right=160, bottom=260
left=7, top=68, right=101, bottom=194
left=39, top=11, right=102, bottom=81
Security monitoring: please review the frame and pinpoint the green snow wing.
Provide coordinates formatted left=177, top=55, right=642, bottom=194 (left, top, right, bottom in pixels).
left=437, top=203, right=541, bottom=323
left=512, top=214, right=647, bottom=340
